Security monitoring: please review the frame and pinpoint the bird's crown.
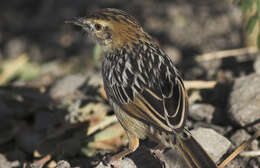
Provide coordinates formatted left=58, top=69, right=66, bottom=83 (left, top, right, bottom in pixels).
left=66, top=8, right=152, bottom=52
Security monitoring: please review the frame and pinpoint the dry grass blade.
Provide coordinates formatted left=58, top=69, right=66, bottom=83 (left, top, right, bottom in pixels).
left=240, top=150, right=260, bottom=157
left=218, top=129, right=260, bottom=168
left=0, top=53, right=29, bottom=84
left=31, top=154, right=52, bottom=167
left=184, top=80, right=217, bottom=89
left=196, top=47, right=258, bottom=62
left=87, top=115, right=118, bottom=136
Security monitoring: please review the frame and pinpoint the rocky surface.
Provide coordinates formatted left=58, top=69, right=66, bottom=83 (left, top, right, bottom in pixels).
left=229, top=73, right=260, bottom=130
left=0, top=0, right=259, bottom=168
left=191, top=128, right=232, bottom=163
left=230, top=129, right=251, bottom=147
left=93, top=127, right=232, bottom=168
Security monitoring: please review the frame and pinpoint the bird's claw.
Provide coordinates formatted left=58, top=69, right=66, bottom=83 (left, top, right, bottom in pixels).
left=94, top=153, right=115, bottom=167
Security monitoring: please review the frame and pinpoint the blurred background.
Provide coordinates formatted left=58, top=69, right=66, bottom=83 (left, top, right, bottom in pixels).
left=0, top=0, right=260, bottom=168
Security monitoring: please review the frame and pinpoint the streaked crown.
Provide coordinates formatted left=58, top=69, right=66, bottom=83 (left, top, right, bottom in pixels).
left=66, top=8, right=152, bottom=52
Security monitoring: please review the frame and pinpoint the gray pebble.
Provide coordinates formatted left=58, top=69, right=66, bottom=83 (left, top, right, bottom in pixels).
left=191, top=127, right=231, bottom=163
left=4, top=38, right=27, bottom=58
left=50, top=74, right=87, bottom=99
left=225, top=157, right=247, bottom=168
left=55, top=160, right=72, bottom=168
left=254, top=55, right=260, bottom=74
left=228, top=73, right=260, bottom=130
left=230, top=129, right=250, bottom=147
left=0, top=153, right=19, bottom=168
left=95, top=158, right=137, bottom=168
left=189, top=104, right=215, bottom=123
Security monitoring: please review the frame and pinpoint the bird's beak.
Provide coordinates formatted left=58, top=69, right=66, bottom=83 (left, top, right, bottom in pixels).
left=65, top=17, right=92, bottom=33
left=65, top=17, right=86, bottom=27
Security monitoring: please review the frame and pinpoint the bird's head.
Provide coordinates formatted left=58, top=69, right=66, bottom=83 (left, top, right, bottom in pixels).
left=65, top=8, right=152, bottom=52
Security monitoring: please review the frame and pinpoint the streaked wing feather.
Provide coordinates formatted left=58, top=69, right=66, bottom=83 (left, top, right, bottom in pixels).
left=164, top=77, right=187, bottom=130
left=121, top=93, right=173, bottom=132
left=114, top=74, right=187, bottom=133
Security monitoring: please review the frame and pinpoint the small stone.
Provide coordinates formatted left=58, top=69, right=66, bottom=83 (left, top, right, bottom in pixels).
left=50, top=74, right=87, bottom=99
left=4, top=38, right=27, bottom=58
left=226, top=157, right=247, bottom=168
left=191, top=127, right=231, bottom=162
left=163, top=149, right=189, bottom=168
left=254, top=55, right=260, bottom=74
left=200, top=59, right=222, bottom=79
left=189, top=104, right=215, bottom=123
left=55, top=160, right=71, bottom=168
left=86, top=70, right=103, bottom=87
left=230, top=129, right=250, bottom=147
left=95, top=158, right=137, bottom=168
left=247, top=157, right=260, bottom=168
left=164, top=46, right=182, bottom=64
left=250, top=139, right=259, bottom=151
left=228, top=73, right=260, bottom=130
left=0, top=153, right=20, bottom=168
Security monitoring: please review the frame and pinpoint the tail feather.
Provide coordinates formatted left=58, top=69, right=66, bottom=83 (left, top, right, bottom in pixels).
left=176, top=131, right=217, bottom=168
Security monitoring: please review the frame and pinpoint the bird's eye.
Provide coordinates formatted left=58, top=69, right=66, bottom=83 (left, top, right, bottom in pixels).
left=94, top=23, right=102, bottom=31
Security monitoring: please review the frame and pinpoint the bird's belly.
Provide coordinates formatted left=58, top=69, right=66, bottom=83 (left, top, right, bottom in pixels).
left=111, top=102, right=149, bottom=139
left=111, top=102, right=176, bottom=147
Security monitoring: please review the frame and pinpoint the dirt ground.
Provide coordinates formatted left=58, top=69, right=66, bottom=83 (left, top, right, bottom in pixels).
left=0, top=0, right=259, bottom=168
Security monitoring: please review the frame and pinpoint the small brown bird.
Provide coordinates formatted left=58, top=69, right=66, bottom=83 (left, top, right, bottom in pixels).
left=66, top=8, right=217, bottom=168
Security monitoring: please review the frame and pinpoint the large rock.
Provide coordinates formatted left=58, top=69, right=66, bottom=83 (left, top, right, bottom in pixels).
left=191, top=127, right=231, bottom=163
left=228, top=73, right=260, bottom=130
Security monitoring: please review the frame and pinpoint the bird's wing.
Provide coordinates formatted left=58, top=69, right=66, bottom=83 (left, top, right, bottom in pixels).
left=110, top=72, right=188, bottom=133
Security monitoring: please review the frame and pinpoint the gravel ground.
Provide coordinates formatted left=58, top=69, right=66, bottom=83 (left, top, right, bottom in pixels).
left=0, top=0, right=259, bottom=168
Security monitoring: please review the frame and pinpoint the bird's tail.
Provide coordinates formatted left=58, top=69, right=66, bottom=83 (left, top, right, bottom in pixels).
left=175, top=130, right=217, bottom=168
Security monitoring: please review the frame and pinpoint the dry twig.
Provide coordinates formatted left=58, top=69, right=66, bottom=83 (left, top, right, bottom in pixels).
left=218, top=129, right=260, bottom=168
left=184, top=80, right=217, bottom=89
left=31, top=154, right=52, bottom=168
left=240, top=150, right=260, bottom=157
left=196, top=47, right=258, bottom=62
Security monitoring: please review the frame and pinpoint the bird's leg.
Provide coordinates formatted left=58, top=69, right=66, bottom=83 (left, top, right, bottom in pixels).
left=150, top=143, right=167, bottom=159
left=150, top=144, right=168, bottom=168
left=109, top=133, right=139, bottom=162
left=151, top=144, right=167, bottom=153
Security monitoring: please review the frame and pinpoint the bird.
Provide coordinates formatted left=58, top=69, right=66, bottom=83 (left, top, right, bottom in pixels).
left=66, top=8, right=217, bottom=168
